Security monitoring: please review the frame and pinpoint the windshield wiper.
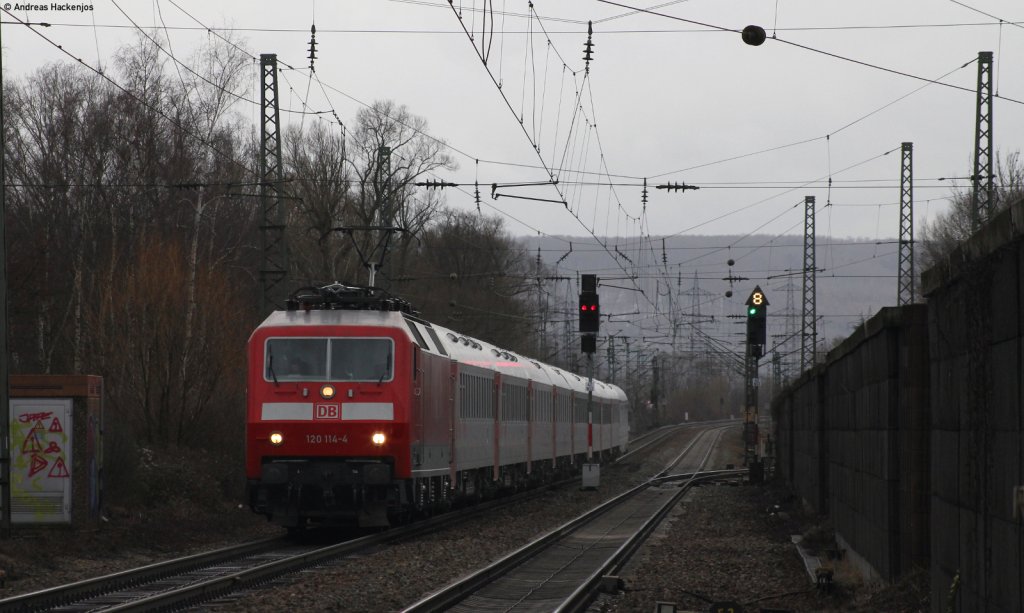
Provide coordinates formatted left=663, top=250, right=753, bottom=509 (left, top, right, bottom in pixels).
left=268, top=351, right=279, bottom=386
left=378, top=349, right=392, bottom=386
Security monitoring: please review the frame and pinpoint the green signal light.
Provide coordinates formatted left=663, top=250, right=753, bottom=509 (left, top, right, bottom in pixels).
left=748, top=307, right=757, bottom=316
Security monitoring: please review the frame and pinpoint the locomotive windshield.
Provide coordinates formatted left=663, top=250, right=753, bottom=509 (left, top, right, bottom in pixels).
left=265, top=337, right=393, bottom=382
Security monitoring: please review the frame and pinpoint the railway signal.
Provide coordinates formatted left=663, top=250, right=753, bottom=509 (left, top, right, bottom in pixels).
left=579, top=274, right=600, bottom=336
left=746, top=286, right=768, bottom=357
left=578, top=274, right=601, bottom=463
left=744, top=286, right=769, bottom=478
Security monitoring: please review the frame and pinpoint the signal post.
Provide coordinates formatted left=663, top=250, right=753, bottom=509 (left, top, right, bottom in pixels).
left=744, top=286, right=768, bottom=481
left=579, top=275, right=599, bottom=476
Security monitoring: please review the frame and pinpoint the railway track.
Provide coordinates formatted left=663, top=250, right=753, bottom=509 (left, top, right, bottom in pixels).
left=617, top=423, right=684, bottom=461
left=618, top=419, right=738, bottom=463
left=0, top=475, right=583, bottom=613
left=0, top=536, right=291, bottom=613
left=403, top=426, right=743, bottom=613
left=0, top=424, right=722, bottom=612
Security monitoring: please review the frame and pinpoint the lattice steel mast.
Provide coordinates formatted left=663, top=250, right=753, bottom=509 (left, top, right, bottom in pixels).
left=971, top=51, right=994, bottom=231
left=259, top=54, right=288, bottom=314
left=898, top=142, right=915, bottom=306
left=689, top=271, right=701, bottom=355
left=801, top=196, right=816, bottom=372
left=772, top=351, right=782, bottom=392
left=783, top=278, right=797, bottom=380
left=607, top=336, right=616, bottom=384
left=536, top=248, right=547, bottom=358
left=367, top=146, right=393, bottom=287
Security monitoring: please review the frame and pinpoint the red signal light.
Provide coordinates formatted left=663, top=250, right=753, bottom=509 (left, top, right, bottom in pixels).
left=579, top=289, right=600, bottom=333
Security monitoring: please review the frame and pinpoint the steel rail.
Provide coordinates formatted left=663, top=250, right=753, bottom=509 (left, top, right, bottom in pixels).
left=618, top=419, right=740, bottom=463
left=401, top=480, right=664, bottom=612
left=557, top=429, right=740, bottom=612
left=557, top=472, right=744, bottom=612
left=1, top=425, right=720, bottom=612
left=402, top=426, right=735, bottom=613
left=616, top=424, right=684, bottom=461
left=0, top=474, right=581, bottom=613
left=97, top=473, right=590, bottom=612
left=0, top=536, right=286, bottom=613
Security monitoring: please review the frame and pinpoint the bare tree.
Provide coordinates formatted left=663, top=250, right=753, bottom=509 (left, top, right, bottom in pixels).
left=161, top=31, right=252, bottom=441
left=87, top=237, right=249, bottom=447
left=281, top=100, right=456, bottom=288
left=346, top=100, right=455, bottom=285
left=5, top=32, right=256, bottom=453
left=921, top=150, right=1024, bottom=270
left=398, top=210, right=538, bottom=353
left=284, top=121, right=357, bottom=283
left=665, top=369, right=741, bottom=423
left=4, top=63, right=112, bottom=373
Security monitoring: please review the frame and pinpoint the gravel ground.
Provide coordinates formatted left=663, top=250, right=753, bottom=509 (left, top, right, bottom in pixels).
left=597, top=429, right=929, bottom=613
left=0, top=424, right=928, bottom=612
left=598, top=483, right=832, bottom=612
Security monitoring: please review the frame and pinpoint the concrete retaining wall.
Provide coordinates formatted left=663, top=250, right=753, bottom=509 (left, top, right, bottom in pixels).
left=772, top=197, right=1024, bottom=610
left=771, top=305, right=930, bottom=582
left=772, top=368, right=827, bottom=514
left=825, top=305, right=930, bottom=581
left=922, top=197, right=1024, bottom=613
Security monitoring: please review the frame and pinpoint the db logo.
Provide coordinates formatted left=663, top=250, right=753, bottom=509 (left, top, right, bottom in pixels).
left=314, top=403, right=341, bottom=420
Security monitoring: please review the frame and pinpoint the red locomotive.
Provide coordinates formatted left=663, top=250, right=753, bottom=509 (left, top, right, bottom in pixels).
left=246, top=284, right=629, bottom=529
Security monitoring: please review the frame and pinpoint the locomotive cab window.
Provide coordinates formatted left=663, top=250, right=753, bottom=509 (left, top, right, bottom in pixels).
left=330, top=338, right=393, bottom=382
left=266, top=338, right=327, bottom=380
left=264, top=337, right=393, bottom=382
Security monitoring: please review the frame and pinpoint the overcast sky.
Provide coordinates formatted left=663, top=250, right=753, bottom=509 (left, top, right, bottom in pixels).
left=2, top=0, right=1022, bottom=246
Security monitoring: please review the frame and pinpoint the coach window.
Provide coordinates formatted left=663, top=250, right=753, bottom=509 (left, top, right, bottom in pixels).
left=266, top=338, right=328, bottom=381
left=330, top=338, right=393, bottom=382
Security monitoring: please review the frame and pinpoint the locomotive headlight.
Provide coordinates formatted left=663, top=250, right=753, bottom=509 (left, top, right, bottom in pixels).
left=371, top=432, right=386, bottom=446
left=269, top=432, right=284, bottom=446
left=321, top=384, right=336, bottom=399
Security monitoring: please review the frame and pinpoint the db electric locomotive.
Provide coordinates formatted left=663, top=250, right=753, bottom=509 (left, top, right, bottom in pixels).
left=246, top=284, right=629, bottom=529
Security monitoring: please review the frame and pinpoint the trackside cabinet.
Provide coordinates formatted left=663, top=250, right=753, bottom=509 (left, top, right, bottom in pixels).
left=7, top=375, right=103, bottom=525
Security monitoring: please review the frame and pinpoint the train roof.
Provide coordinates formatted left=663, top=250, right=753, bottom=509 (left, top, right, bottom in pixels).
left=254, top=309, right=626, bottom=402
left=257, top=308, right=407, bottom=330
